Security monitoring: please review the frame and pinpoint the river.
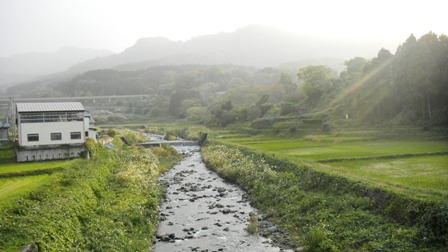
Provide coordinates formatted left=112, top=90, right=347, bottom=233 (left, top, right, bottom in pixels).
left=152, top=146, right=293, bottom=252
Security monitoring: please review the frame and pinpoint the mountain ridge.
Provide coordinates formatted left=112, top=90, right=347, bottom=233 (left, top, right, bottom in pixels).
left=69, top=25, right=382, bottom=72
left=0, top=47, right=113, bottom=85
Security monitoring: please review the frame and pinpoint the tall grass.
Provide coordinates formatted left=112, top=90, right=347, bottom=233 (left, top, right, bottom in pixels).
left=0, top=144, right=15, bottom=163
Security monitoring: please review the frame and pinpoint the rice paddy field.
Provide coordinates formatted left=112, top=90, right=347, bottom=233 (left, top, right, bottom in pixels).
left=214, top=130, right=448, bottom=201
left=327, top=156, right=448, bottom=199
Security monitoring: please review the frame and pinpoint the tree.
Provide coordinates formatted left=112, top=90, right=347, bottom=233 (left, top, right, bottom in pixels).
left=221, top=100, right=233, bottom=111
left=340, top=57, right=367, bottom=83
left=168, top=90, right=202, bottom=117
left=297, top=65, right=336, bottom=103
left=345, top=57, right=368, bottom=74
left=271, top=73, right=298, bottom=103
left=186, top=106, right=208, bottom=122
left=393, top=32, right=447, bottom=122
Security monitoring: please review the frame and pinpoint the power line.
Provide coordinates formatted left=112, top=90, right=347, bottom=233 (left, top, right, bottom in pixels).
left=0, top=94, right=150, bottom=102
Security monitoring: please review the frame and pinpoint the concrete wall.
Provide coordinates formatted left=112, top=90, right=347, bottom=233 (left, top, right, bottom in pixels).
left=16, top=145, right=85, bottom=162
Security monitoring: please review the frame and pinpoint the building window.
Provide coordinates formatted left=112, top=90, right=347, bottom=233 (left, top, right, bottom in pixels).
left=27, top=134, right=39, bottom=142
left=19, top=112, right=83, bottom=123
left=70, top=132, right=82, bottom=140
left=85, top=131, right=89, bottom=137
left=51, top=133, right=62, bottom=141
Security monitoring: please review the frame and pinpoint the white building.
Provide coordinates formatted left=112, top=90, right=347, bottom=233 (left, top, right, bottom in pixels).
left=15, top=102, right=96, bottom=162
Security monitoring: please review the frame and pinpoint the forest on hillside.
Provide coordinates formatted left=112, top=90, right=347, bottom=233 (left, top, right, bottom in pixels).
left=5, top=32, right=448, bottom=127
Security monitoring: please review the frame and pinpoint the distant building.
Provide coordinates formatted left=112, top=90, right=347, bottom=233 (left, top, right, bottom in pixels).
left=0, top=121, right=11, bottom=145
left=15, top=102, right=96, bottom=162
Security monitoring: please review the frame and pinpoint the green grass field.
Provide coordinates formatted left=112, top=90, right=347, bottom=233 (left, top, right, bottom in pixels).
left=0, top=145, right=74, bottom=207
left=0, top=159, right=74, bottom=174
left=216, top=130, right=448, bottom=200
left=0, top=174, right=56, bottom=205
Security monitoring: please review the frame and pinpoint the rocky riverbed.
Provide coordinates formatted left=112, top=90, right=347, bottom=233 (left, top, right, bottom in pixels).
left=152, top=147, right=294, bottom=252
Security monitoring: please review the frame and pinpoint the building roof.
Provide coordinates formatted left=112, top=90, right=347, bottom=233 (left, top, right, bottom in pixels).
left=16, top=102, right=85, bottom=113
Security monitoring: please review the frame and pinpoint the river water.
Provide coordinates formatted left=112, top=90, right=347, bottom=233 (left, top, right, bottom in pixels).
left=152, top=146, right=292, bottom=252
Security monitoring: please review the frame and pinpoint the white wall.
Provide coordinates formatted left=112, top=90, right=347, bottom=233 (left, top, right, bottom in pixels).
left=19, top=121, right=85, bottom=146
left=84, top=117, right=89, bottom=131
left=84, top=116, right=97, bottom=141
left=88, top=129, right=96, bottom=140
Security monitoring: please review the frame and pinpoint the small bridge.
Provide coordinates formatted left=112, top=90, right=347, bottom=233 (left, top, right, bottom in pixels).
left=137, top=140, right=199, bottom=148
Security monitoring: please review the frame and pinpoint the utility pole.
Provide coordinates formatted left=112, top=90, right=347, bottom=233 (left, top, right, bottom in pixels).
left=10, top=97, right=16, bottom=143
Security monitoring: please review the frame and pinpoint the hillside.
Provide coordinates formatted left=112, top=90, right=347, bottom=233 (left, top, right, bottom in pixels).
left=0, top=47, right=113, bottom=85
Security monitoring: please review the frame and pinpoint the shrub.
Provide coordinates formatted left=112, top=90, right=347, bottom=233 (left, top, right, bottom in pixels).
left=246, top=214, right=259, bottom=235
left=251, top=118, right=275, bottom=129
left=304, top=227, right=331, bottom=252
left=118, top=129, right=148, bottom=145
left=321, top=123, right=331, bottom=132
left=84, top=138, right=102, bottom=158
left=164, top=131, right=177, bottom=140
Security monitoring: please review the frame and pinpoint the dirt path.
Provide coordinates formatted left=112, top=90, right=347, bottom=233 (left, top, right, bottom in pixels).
left=152, top=147, right=292, bottom=252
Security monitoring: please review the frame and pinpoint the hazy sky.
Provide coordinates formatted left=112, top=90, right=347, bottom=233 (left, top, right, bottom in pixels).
left=1, top=0, right=446, bottom=57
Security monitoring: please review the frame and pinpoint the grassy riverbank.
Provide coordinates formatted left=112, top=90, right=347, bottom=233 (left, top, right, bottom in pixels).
left=0, top=134, right=181, bottom=251
left=202, top=140, right=448, bottom=251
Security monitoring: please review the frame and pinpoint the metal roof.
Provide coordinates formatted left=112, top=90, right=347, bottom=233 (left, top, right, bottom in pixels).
left=16, top=102, right=85, bottom=113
